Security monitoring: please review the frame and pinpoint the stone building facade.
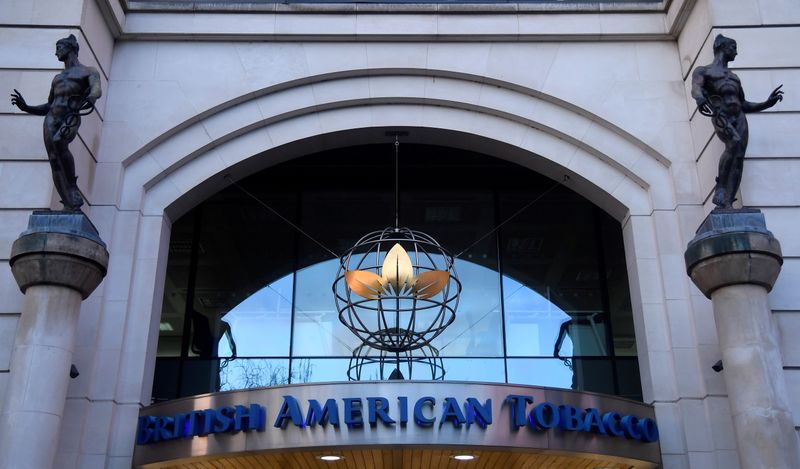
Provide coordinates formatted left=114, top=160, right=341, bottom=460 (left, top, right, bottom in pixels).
left=1, top=0, right=799, bottom=467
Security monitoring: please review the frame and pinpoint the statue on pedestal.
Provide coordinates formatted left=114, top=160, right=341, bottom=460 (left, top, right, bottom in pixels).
left=10, top=34, right=101, bottom=211
left=692, top=34, right=784, bottom=209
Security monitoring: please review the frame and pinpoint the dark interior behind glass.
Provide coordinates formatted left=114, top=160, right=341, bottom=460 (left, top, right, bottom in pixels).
left=153, top=144, right=642, bottom=402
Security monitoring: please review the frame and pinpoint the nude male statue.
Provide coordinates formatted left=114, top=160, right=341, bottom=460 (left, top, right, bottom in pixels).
left=10, top=34, right=101, bottom=211
left=692, top=34, right=784, bottom=209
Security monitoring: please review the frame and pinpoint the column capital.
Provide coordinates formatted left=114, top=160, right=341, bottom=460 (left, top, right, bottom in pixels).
left=684, top=209, right=782, bottom=298
left=9, top=211, right=109, bottom=300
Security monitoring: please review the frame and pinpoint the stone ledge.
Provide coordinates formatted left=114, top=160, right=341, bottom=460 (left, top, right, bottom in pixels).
left=125, top=1, right=665, bottom=14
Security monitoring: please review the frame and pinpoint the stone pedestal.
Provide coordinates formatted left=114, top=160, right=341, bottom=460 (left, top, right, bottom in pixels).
left=685, top=209, right=800, bottom=469
left=0, top=211, right=108, bottom=469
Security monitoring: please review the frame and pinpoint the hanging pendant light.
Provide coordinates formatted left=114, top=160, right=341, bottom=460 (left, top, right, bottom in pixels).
left=333, top=135, right=461, bottom=381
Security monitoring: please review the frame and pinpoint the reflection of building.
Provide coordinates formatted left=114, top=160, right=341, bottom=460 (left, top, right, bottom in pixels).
left=1, top=0, right=799, bottom=468
left=155, top=148, right=640, bottom=400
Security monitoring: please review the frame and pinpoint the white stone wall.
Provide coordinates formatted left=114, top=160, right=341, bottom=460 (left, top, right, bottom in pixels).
left=677, top=0, right=800, bottom=459
left=0, top=1, right=798, bottom=468
left=0, top=0, right=120, bottom=467
left=95, top=23, right=705, bottom=469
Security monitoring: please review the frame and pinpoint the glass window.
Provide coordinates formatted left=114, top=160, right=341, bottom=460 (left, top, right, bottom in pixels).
left=506, top=358, right=576, bottom=389
left=441, top=358, right=506, bottom=383
left=503, top=277, right=572, bottom=357
left=292, top=259, right=363, bottom=356
left=153, top=144, right=640, bottom=401
left=292, top=359, right=352, bottom=383
left=220, top=359, right=292, bottom=389
left=507, top=358, right=614, bottom=394
left=435, top=259, right=503, bottom=357
left=500, top=191, right=610, bottom=359
left=218, top=274, right=293, bottom=358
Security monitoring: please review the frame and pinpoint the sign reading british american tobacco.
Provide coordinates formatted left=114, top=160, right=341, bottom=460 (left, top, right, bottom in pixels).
left=136, top=392, right=658, bottom=446
left=133, top=382, right=662, bottom=468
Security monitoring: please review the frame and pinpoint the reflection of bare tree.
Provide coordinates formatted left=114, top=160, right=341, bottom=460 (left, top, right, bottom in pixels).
left=219, top=358, right=314, bottom=390
left=292, top=359, right=313, bottom=383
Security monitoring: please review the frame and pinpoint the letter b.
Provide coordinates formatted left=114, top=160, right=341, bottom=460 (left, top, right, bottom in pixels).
left=558, top=405, right=585, bottom=431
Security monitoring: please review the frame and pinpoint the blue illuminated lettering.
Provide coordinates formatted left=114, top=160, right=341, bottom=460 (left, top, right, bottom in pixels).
left=136, top=416, right=156, bottom=445
left=505, top=395, right=533, bottom=428
left=583, top=408, right=606, bottom=435
left=602, top=411, right=624, bottom=437
left=306, top=399, right=340, bottom=427
left=439, top=397, right=466, bottom=428
left=639, top=418, right=659, bottom=442
left=398, top=396, right=409, bottom=426
left=213, top=407, right=234, bottom=433
left=465, top=398, right=492, bottom=428
left=274, top=397, right=304, bottom=429
left=234, top=404, right=265, bottom=432
left=184, top=411, right=204, bottom=438
left=558, top=405, right=585, bottom=431
left=531, top=402, right=559, bottom=429
left=367, top=397, right=395, bottom=426
left=621, top=415, right=641, bottom=440
left=135, top=395, right=658, bottom=446
left=343, top=398, right=364, bottom=428
left=414, top=396, right=436, bottom=427
left=200, top=409, right=216, bottom=435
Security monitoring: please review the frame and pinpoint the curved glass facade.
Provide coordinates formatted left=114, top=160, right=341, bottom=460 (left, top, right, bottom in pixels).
left=153, top=144, right=641, bottom=402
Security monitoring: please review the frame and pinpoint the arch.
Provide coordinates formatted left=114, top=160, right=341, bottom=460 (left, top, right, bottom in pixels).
left=106, top=71, right=683, bottom=427
left=115, top=71, right=676, bottom=223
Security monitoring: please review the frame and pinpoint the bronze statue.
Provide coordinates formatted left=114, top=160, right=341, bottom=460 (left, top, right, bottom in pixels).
left=692, top=34, right=784, bottom=209
left=10, top=34, right=101, bottom=211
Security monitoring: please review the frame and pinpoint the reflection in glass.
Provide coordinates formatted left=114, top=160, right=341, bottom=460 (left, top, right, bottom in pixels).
left=154, top=144, right=641, bottom=402
left=434, top=259, right=503, bottom=357
left=556, top=312, right=608, bottom=357
left=217, top=273, right=293, bottom=358
left=615, top=357, right=643, bottom=401
left=440, top=359, right=505, bottom=383
left=349, top=344, right=445, bottom=381
left=506, top=358, right=575, bottom=389
left=503, top=277, right=572, bottom=357
left=219, top=359, right=291, bottom=390
left=180, top=359, right=226, bottom=396
left=293, top=259, right=362, bottom=356
left=292, top=359, right=351, bottom=383
left=507, top=358, right=615, bottom=395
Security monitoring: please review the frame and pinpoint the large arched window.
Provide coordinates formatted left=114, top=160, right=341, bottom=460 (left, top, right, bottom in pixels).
left=153, top=144, right=641, bottom=401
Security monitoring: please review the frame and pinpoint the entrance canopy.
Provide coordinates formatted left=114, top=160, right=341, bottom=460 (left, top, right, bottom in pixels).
left=134, top=382, right=660, bottom=468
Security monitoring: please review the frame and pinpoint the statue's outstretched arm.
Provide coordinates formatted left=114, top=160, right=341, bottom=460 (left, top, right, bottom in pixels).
left=10, top=88, right=51, bottom=116
left=744, top=84, right=784, bottom=113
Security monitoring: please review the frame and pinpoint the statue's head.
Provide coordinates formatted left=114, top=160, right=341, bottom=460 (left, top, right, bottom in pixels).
left=713, top=34, right=737, bottom=61
left=55, top=34, right=79, bottom=61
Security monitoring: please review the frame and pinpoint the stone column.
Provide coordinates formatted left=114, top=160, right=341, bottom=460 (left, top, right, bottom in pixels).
left=685, top=209, right=800, bottom=469
left=0, top=211, right=108, bottom=469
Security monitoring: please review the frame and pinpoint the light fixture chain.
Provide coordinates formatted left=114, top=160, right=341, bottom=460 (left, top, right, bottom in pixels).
left=395, top=135, right=400, bottom=229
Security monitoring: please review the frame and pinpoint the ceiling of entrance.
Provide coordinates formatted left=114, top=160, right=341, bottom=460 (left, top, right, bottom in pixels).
left=147, top=447, right=653, bottom=469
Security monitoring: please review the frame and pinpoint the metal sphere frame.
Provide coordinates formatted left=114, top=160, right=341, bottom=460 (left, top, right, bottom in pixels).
left=334, top=227, right=461, bottom=354
left=347, top=343, right=445, bottom=381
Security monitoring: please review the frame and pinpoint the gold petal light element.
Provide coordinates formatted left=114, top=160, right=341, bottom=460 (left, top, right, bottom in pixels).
left=382, top=243, right=415, bottom=294
left=345, top=271, right=386, bottom=300
left=344, top=243, right=451, bottom=300
left=412, top=270, right=449, bottom=299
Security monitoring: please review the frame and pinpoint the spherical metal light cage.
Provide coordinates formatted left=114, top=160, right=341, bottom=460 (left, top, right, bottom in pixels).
left=333, top=227, right=461, bottom=353
left=347, top=343, right=445, bottom=381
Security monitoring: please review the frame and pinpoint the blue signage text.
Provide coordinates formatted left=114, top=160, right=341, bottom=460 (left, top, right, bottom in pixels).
left=137, top=404, right=265, bottom=445
left=505, top=394, right=659, bottom=442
